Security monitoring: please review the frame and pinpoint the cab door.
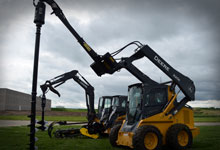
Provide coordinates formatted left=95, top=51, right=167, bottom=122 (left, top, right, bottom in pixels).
left=142, top=86, right=168, bottom=118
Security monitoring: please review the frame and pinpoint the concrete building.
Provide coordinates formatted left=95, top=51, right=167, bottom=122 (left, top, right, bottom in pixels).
left=0, top=88, right=51, bottom=111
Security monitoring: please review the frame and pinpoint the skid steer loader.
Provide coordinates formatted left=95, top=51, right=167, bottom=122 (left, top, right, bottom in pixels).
left=38, top=70, right=127, bottom=139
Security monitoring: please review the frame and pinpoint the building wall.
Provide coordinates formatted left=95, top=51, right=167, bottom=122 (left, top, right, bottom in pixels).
left=0, top=89, right=6, bottom=110
left=0, top=88, right=51, bottom=111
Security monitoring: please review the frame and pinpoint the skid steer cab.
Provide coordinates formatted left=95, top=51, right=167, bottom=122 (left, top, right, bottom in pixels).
left=97, top=95, right=127, bottom=134
left=97, top=96, right=112, bottom=122
left=109, top=83, right=199, bottom=150
left=107, top=95, right=127, bottom=127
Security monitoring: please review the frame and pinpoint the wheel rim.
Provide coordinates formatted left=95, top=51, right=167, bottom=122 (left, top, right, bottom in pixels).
left=144, top=132, right=158, bottom=150
left=178, top=130, right=189, bottom=147
left=54, top=131, right=61, bottom=138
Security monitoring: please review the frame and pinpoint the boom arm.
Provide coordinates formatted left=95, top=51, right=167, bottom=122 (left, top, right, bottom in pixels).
left=94, top=45, right=195, bottom=103
left=93, top=45, right=195, bottom=100
left=40, top=70, right=96, bottom=123
left=42, top=0, right=118, bottom=75
left=101, top=45, right=195, bottom=115
left=39, top=0, right=195, bottom=110
left=115, top=52, right=158, bottom=85
left=135, top=45, right=195, bottom=100
left=121, top=45, right=195, bottom=101
left=40, top=0, right=157, bottom=86
left=39, top=0, right=159, bottom=86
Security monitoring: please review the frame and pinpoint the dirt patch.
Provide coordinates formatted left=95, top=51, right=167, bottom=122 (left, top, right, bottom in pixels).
left=0, top=111, right=87, bottom=116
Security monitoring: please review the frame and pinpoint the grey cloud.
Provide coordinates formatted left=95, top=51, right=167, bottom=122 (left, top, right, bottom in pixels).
left=40, top=22, right=93, bottom=67
left=1, top=0, right=220, bottom=108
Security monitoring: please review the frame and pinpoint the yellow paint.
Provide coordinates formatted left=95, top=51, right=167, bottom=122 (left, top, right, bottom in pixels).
left=178, top=130, right=189, bottom=147
left=109, top=56, right=115, bottom=62
left=115, top=115, right=126, bottom=122
left=161, top=93, right=177, bottom=117
left=83, top=42, right=91, bottom=51
left=117, top=131, right=134, bottom=148
left=104, top=128, right=111, bottom=134
left=144, top=132, right=158, bottom=150
left=103, top=61, right=111, bottom=70
left=80, top=128, right=99, bottom=139
left=94, top=117, right=101, bottom=123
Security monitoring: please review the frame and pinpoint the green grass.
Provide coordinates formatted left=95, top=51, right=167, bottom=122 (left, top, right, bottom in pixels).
left=193, top=108, right=220, bottom=122
left=192, top=126, right=220, bottom=150
left=0, top=115, right=87, bottom=122
left=194, top=108, right=220, bottom=117
left=1, top=115, right=220, bottom=122
left=0, top=126, right=121, bottom=150
left=1, top=107, right=219, bottom=122
left=0, top=126, right=219, bottom=150
left=194, top=116, right=220, bottom=122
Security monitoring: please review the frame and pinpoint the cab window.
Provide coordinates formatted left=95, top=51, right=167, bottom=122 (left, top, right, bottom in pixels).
left=121, top=100, right=126, bottom=108
left=144, top=88, right=167, bottom=106
left=112, top=97, right=120, bottom=107
left=104, top=98, right=112, bottom=108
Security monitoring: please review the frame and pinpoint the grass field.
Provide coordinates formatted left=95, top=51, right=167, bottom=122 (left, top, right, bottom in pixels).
left=0, top=108, right=219, bottom=122
left=1, top=115, right=220, bottom=122
left=0, top=126, right=219, bottom=150
left=193, top=108, right=220, bottom=122
left=194, top=116, right=220, bottom=122
left=194, top=108, right=220, bottom=117
left=0, top=115, right=87, bottom=122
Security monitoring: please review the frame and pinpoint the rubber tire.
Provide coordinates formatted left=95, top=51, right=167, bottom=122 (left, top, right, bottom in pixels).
left=109, top=124, right=121, bottom=147
left=166, top=124, right=193, bottom=150
left=54, top=130, right=63, bottom=138
left=133, top=125, right=162, bottom=150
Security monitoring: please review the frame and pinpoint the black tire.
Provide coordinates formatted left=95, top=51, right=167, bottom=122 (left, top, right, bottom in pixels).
left=54, top=130, right=63, bottom=138
left=166, top=124, right=193, bottom=150
left=109, top=124, right=121, bottom=147
left=133, top=125, right=162, bottom=150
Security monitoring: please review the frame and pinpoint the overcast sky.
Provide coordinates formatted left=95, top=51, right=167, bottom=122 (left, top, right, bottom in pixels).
left=0, top=0, right=220, bottom=108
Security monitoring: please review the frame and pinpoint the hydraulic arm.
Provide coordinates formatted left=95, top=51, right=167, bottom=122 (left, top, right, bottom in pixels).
left=122, top=45, right=195, bottom=100
left=39, top=70, right=105, bottom=139
left=40, top=0, right=118, bottom=75
left=91, top=44, right=195, bottom=115
left=39, top=70, right=127, bottom=139
left=40, top=70, right=96, bottom=124
left=112, top=45, right=195, bottom=99
left=38, top=0, right=194, bottom=103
